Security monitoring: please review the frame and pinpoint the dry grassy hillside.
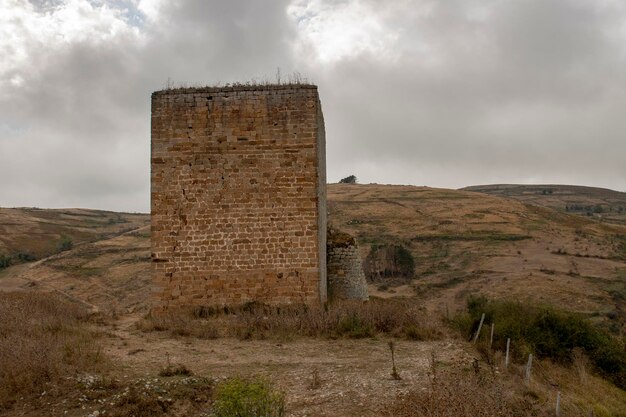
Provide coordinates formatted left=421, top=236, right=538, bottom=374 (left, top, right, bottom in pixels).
left=329, top=184, right=626, bottom=330
left=0, top=207, right=149, bottom=260
left=0, top=227, right=151, bottom=313
left=0, top=208, right=150, bottom=313
left=1, top=184, right=625, bottom=324
left=463, top=184, right=626, bottom=225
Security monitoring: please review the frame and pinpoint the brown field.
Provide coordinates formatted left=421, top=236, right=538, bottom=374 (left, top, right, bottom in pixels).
left=463, top=183, right=626, bottom=226
left=330, top=184, right=626, bottom=328
left=0, top=207, right=149, bottom=261
left=0, top=183, right=625, bottom=416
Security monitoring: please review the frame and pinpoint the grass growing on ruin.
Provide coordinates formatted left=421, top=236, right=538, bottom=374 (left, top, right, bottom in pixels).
left=0, top=292, right=106, bottom=409
left=139, top=299, right=443, bottom=341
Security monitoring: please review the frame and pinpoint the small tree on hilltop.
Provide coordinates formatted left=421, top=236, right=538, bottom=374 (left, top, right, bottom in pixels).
left=339, top=175, right=357, bottom=184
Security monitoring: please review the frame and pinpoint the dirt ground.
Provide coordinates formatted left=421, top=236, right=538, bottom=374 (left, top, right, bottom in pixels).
left=95, top=315, right=469, bottom=417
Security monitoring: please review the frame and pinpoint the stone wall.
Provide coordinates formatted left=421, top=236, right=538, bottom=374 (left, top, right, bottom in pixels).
left=327, top=228, right=369, bottom=301
left=151, top=85, right=327, bottom=310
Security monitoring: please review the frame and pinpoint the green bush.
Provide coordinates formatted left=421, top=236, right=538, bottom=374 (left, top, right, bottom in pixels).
left=0, top=253, right=10, bottom=269
left=212, top=377, right=285, bottom=417
left=15, top=252, right=36, bottom=262
left=455, top=297, right=626, bottom=389
left=57, top=235, right=73, bottom=252
left=336, top=314, right=375, bottom=338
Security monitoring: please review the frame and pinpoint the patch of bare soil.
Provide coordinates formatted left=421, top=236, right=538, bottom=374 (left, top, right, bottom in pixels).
left=97, top=315, right=469, bottom=417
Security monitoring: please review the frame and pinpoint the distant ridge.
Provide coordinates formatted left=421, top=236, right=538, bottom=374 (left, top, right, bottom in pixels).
left=462, top=183, right=625, bottom=195
left=461, top=184, right=626, bottom=226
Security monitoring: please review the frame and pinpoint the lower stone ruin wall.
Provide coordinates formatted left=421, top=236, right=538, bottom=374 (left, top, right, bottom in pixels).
left=326, top=228, right=369, bottom=301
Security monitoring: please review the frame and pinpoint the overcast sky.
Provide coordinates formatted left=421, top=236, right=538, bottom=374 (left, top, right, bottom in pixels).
left=1, top=0, right=625, bottom=212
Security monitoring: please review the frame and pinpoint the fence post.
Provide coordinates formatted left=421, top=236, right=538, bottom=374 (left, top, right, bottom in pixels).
left=489, top=323, right=495, bottom=349
left=556, top=391, right=561, bottom=416
left=525, top=354, right=533, bottom=384
left=473, top=313, right=485, bottom=343
left=505, top=338, right=510, bottom=368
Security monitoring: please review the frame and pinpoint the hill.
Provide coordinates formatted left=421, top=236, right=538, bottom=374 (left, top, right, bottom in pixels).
left=1, top=184, right=624, bottom=326
left=1, top=185, right=625, bottom=416
left=0, top=207, right=149, bottom=261
left=0, top=208, right=150, bottom=312
left=329, top=184, right=626, bottom=329
left=462, top=184, right=626, bottom=225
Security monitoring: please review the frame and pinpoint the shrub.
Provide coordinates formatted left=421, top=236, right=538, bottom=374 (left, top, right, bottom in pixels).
left=15, top=251, right=36, bottom=262
left=159, top=363, right=192, bottom=377
left=212, top=377, right=285, bottom=417
left=57, top=235, right=73, bottom=252
left=0, top=253, right=10, bottom=269
left=454, top=297, right=626, bottom=389
left=339, top=175, right=357, bottom=184
left=336, top=314, right=375, bottom=338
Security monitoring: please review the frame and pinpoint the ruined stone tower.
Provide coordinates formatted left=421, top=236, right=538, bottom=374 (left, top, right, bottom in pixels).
left=326, top=228, right=369, bottom=301
left=151, top=85, right=327, bottom=310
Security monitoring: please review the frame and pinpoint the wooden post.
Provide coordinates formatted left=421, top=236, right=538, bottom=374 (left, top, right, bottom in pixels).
left=505, top=338, right=510, bottom=368
left=473, top=313, right=485, bottom=343
left=555, top=391, right=561, bottom=417
left=489, top=323, right=495, bottom=349
left=525, top=354, right=533, bottom=384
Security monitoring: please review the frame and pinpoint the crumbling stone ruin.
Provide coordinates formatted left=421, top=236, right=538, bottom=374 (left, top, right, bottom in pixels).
left=151, top=84, right=327, bottom=310
left=326, top=227, right=369, bottom=301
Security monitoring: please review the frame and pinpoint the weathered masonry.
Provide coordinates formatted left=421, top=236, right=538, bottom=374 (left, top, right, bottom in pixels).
left=327, top=228, right=369, bottom=301
left=151, top=85, right=327, bottom=310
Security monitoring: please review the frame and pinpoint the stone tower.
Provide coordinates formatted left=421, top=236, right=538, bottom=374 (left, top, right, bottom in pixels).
left=326, top=227, right=369, bottom=301
left=151, top=84, right=327, bottom=310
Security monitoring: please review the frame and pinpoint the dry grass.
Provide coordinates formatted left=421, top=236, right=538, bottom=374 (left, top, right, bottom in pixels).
left=139, top=299, right=444, bottom=341
left=385, top=352, right=626, bottom=417
left=0, top=291, right=105, bottom=409
left=384, top=369, right=546, bottom=417
left=528, top=357, right=626, bottom=417
left=0, top=207, right=149, bottom=260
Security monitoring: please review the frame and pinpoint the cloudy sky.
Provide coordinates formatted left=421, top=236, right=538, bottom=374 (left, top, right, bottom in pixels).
left=1, top=0, right=625, bottom=212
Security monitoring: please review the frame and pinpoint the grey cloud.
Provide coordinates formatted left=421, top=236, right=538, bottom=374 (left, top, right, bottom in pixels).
left=1, top=0, right=625, bottom=213
left=311, top=0, right=626, bottom=190
left=0, top=0, right=298, bottom=211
